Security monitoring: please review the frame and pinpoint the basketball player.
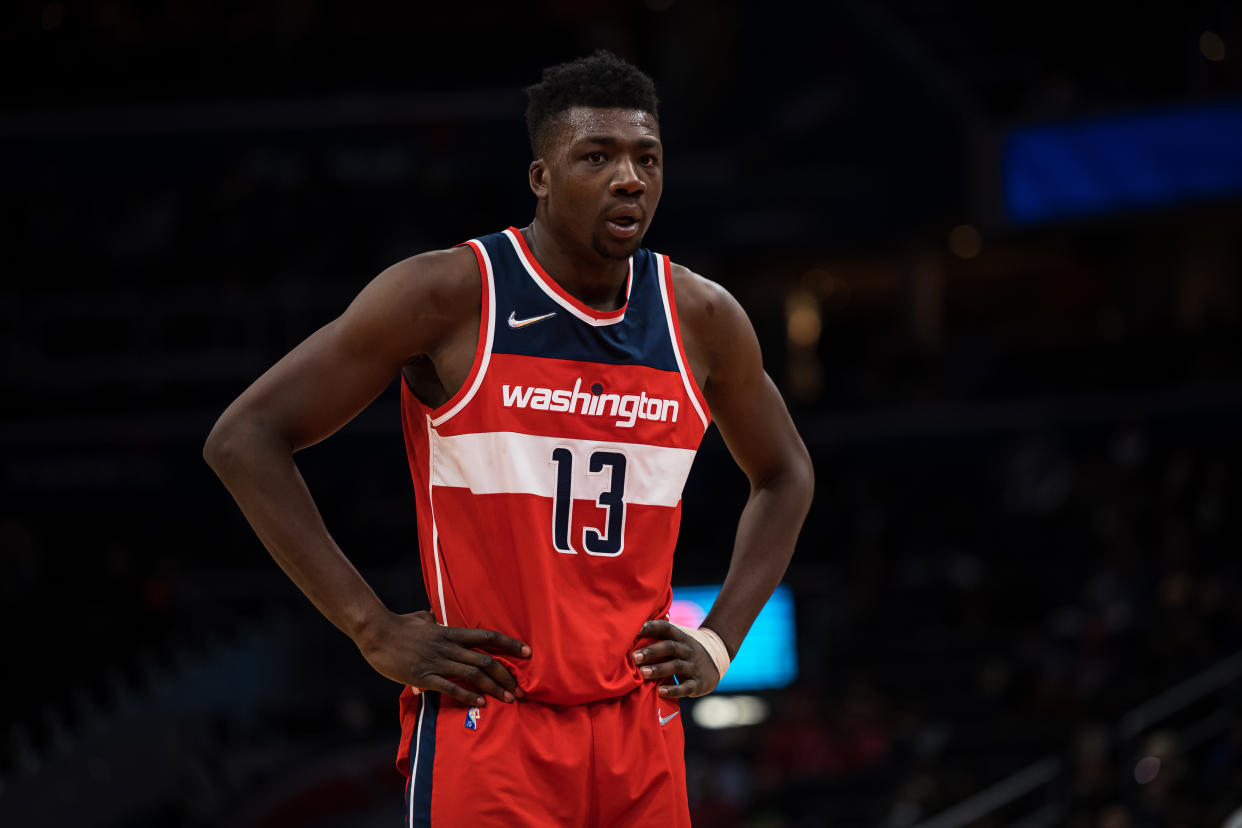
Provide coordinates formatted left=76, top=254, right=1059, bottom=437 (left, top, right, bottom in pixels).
left=204, top=51, right=813, bottom=826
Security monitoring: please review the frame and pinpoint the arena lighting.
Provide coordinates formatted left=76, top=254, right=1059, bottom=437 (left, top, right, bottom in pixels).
left=692, top=695, right=770, bottom=729
left=1133, top=756, right=1161, bottom=784
left=949, top=224, right=982, bottom=259
left=785, top=291, right=822, bottom=348
left=1003, top=99, right=1242, bottom=225
left=670, top=584, right=798, bottom=692
left=1200, top=31, right=1226, bottom=62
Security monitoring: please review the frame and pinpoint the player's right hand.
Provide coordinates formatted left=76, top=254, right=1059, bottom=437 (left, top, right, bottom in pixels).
left=357, top=609, right=531, bottom=707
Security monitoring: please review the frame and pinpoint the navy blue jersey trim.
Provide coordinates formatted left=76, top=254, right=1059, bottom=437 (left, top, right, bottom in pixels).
left=408, top=691, right=439, bottom=828
left=473, top=231, right=680, bottom=373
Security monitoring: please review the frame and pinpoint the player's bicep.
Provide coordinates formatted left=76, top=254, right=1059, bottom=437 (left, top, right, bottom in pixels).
left=236, top=323, right=404, bottom=453
left=219, top=252, right=465, bottom=451
left=704, top=292, right=808, bottom=487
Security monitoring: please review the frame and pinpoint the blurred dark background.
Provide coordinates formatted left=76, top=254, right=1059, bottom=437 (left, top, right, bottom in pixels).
left=3, top=1, right=1242, bottom=826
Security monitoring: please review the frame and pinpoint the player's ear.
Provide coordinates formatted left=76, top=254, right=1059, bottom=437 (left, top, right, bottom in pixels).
left=529, top=159, right=549, bottom=199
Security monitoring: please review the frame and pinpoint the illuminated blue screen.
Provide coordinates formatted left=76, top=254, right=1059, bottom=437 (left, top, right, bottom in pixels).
left=669, top=584, right=797, bottom=692
left=1004, top=99, right=1242, bottom=225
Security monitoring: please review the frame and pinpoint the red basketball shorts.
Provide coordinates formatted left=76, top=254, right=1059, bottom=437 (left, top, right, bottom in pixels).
left=398, top=680, right=690, bottom=827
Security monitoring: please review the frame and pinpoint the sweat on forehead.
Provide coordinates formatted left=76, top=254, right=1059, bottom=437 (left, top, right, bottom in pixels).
left=537, top=107, right=660, bottom=158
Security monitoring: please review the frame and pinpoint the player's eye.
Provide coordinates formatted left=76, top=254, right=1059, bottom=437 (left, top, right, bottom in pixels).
left=586, top=151, right=605, bottom=163
left=640, top=155, right=658, bottom=167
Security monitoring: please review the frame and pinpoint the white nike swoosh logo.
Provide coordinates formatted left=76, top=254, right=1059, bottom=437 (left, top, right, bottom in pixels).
left=658, top=709, right=679, bottom=726
left=507, top=310, right=557, bottom=329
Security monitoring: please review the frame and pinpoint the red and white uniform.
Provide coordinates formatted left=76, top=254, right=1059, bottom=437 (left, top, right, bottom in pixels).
left=396, top=228, right=707, bottom=826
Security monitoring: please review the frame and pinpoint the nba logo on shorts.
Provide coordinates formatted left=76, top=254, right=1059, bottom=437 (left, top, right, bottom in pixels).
left=464, top=706, right=481, bottom=730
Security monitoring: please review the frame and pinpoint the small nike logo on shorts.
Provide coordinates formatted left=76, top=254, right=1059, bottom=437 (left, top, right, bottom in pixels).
left=508, top=310, right=557, bottom=329
left=658, top=709, right=679, bottom=726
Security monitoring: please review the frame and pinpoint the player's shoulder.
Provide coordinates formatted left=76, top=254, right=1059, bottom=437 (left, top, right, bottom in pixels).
left=342, top=244, right=480, bottom=356
left=667, top=260, right=751, bottom=347
left=383, top=244, right=479, bottom=293
left=374, top=244, right=480, bottom=317
left=667, top=260, right=735, bottom=313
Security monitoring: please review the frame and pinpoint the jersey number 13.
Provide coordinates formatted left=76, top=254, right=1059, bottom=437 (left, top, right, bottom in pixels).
left=551, top=448, right=627, bottom=556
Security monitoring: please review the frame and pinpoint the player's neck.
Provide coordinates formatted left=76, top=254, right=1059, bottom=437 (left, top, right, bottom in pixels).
left=522, top=220, right=629, bottom=312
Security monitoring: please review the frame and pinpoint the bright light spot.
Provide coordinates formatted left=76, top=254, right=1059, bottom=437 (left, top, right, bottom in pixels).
left=949, top=224, right=982, bottom=259
left=1200, top=31, right=1226, bottom=62
left=41, top=1, right=65, bottom=31
left=786, top=290, right=822, bottom=347
left=1134, top=755, right=1161, bottom=784
left=669, top=599, right=706, bottom=629
left=692, top=695, right=770, bottom=729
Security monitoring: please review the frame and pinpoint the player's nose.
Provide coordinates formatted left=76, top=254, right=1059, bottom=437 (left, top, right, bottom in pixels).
left=610, top=157, right=644, bottom=197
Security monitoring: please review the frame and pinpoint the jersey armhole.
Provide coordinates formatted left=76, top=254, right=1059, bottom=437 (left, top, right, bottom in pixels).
left=426, top=240, right=496, bottom=426
left=659, top=253, right=710, bottom=430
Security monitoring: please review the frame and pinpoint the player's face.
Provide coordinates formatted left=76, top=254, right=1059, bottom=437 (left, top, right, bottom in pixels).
left=536, top=106, right=662, bottom=261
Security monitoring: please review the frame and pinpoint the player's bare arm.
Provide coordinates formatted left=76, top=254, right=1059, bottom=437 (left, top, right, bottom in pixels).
left=634, top=264, right=815, bottom=698
left=203, top=246, right=530, bottom=707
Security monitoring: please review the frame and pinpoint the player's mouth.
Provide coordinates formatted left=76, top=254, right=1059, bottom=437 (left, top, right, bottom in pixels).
left=604, top=213, right=642, bottom=239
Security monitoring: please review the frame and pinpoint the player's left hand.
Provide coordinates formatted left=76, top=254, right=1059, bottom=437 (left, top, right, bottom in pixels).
left=632, top=619, right=721, bottom=698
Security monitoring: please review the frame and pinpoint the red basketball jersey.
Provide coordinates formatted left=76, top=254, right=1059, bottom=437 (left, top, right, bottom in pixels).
left=398, top=227, right=709, bottom=710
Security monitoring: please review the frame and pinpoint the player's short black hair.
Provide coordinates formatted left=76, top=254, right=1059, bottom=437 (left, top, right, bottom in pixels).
left=524, top=50, right=659, bottom=158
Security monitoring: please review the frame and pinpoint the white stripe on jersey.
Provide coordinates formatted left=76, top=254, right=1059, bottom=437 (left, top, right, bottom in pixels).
left=430, top=239, right=497, bottom=428
left=655, top=255, right=709, bottom=430
left=429, top=430, right=696, bottom=507
left=426, top=415, right=449, bottom=625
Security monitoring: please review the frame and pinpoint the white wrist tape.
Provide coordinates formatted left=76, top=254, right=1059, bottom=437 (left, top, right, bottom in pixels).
left=672, top=624, right=731, bottom=680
